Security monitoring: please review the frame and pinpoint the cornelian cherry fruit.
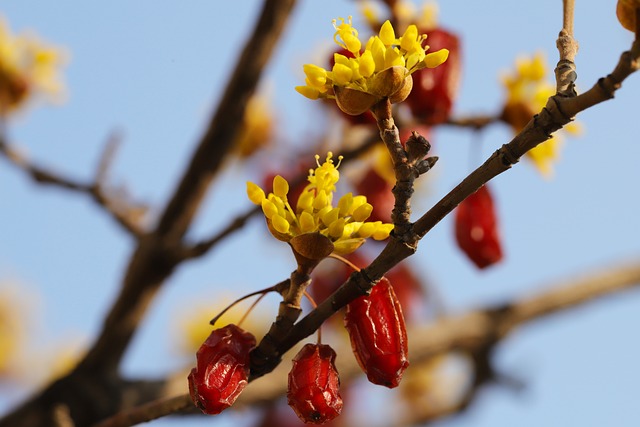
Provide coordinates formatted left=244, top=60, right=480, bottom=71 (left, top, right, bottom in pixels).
left=287, top=343, right=343, bottom=424
left=344, top=279, right=409, bottom=388
left=454, top=184, right=504, bottom=269
left=188, top=324, right=256, bottom=415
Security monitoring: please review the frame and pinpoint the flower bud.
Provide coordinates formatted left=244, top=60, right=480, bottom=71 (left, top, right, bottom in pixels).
left=334, top=85, right=378, bottom=115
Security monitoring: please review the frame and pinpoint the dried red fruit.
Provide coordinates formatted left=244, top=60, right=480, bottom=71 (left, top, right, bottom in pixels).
left=384, top=262, right=425, bottom=320
left=406, top=27, right=461, bottom=125
left=344, top=280, right=409, bottom=388
left=188, top=324, right=256, bottom=415
left=454, top=184, right=504, bottom=269
left=287, top=343, right=343, bottom=424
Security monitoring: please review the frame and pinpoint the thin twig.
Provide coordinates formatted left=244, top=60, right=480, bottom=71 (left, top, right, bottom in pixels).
left=180, top=130, right=381, bottom=261
left=154, top=0, right=298, bottom=242
left=0, top=135, right=144, bottom=236
left=445, top=115, right=500, bottom=130
left=76, top=0, right=299, bottom=374
left=92, top=395, right=192, bottom=427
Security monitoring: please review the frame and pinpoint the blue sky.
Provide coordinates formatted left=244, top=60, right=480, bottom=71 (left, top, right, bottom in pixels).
left=1, top=1, right=639, bottom=426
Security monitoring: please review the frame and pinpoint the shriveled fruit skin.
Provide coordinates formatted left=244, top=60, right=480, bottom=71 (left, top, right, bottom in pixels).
left=344, top=280, right=409, bottom=388
left=454, top=184, right=503, bottom=269
left=287, top=343, right=343, bottom=424
left=188, top=324, right=256, bottom=415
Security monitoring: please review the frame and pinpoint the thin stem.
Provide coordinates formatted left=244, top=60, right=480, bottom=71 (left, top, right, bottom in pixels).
left=210, top=285, right=276, bottom=326
left=563, top=0, right=575, bottom=36
left=329, top=253, right=362, bottom=272
left=238, top=292, right=269, bottom=328
left=302, top=290, right=321, bottom=343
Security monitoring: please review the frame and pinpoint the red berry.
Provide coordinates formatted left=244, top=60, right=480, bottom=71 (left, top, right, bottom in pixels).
left=454, top=184, right=504, bottom=269
left=406, top=28, right=461, bottom=125
left=287, top=343, right=343, bottom=424
left=344, top=280, right=409, bottom=388
left=188, top=324, right=256, bottom=415
left=384, top=263, right=425, bottom=320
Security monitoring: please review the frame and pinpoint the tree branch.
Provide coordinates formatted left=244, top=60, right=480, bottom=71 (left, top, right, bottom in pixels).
left=0, top=134, right=145, bottom=236
left=90, top=258, right=640, bottom=427
left=245, top=33, right=640, bottom=380
left=155, top=0, right=297, bottom=242
left=0, top=1, right=298, bottom=425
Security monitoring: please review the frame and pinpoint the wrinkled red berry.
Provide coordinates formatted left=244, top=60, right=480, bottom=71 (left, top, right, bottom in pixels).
left=406, top=27, right=461, bottom=125
left=188, top=324, right=256, bottom=415
left=344, top=280, right=409, bottom=388
left=454, top=184, right=504, bottom=269
left=287, top=343, right=343, bottom=424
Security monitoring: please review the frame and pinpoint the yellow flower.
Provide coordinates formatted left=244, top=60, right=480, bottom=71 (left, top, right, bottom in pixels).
left=501, top=53, right=581, bottom=178
left=234, top=92, right=273, bottom=158
left=0, top=16, right=67, bottom=116
left=0, top=290, right=24, bottom=375
left=295, top=17, right=449, bottom=115
left=247, top=152, right=394, bottom=255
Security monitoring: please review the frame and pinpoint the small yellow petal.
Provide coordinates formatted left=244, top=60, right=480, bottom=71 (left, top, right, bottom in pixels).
left=303, top=64, right=328, bottom=88
left=246, top=181, right=266, bottom=205
left=321, top=207, right=340, bottom=227
left=272, top=175, right=289, bottom=199
left=350, top=195, right=368, bottom=214
left=352, top=202, right=373, bottom=222
left=400, top=25, right=419, bottom=51
left=384, top=47, right=405, bottom=68
left=369, top=36, right=387, bottom=71
left=313, top=190, right=329, bottom=210
left=299, top=211, right=316, bottom=233
left=338, top=192, right=354, bottom=216
left=328, top=218, right=346, bottom=239
left=424, top=48, right=449, bottom=68
left=379, top=20, right=396, bottom=45
left=342, top=33, right=362, bottom=54
left=295, top=85, right=320, bottom=100
left=296, top=188, right=314, bottom=212
left=356, top=222, right=376, bottom=238
left=271, top=214, right=290, bottom=234
left=332, top=238, right=365, bottom=255
left=372, top=223, right=394, bottom=240
left=358, top=50, right=375, bottom=77
left=332, top=63, right=354, bottom=86
left=261, top=199, right=278, bottom=219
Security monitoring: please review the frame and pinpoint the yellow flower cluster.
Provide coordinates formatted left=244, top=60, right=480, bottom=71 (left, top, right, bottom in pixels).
left=0, top=16, right=66, bottom=115
left=501, top=53, right=580, bottom=177
left=295, top=17, right=448, bottom=114
left=247, top=153, right=394, bottom=255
